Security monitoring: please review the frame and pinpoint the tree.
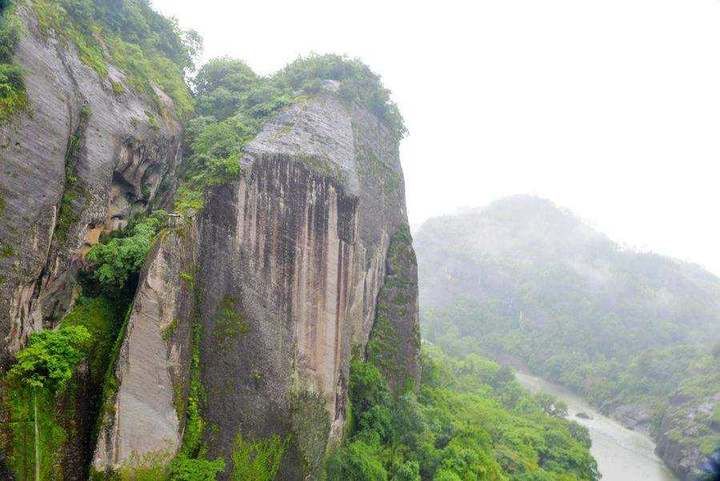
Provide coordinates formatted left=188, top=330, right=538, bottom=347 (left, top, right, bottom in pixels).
left=7, top=326, right=91, bottom=481
left=86, top=210, right=167, bottom=292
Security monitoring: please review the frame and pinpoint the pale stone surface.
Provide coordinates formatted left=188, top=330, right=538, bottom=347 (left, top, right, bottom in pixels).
left=93, top=228, right=195, bottom=470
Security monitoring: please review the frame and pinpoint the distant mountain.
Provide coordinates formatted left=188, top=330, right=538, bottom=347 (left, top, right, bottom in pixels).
left=415, top=195, right=720, bottom=481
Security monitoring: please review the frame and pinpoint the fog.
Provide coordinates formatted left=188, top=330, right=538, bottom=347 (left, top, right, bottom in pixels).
left=152, top=0, right=720, bottom=274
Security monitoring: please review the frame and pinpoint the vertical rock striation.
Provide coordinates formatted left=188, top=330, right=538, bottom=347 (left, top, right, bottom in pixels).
left=93, top=92, right=420, bottom=480
left=0, top=5, right=182, bottom=367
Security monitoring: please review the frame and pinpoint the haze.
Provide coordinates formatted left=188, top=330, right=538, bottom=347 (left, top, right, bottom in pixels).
left=152, top=0, right=720, bottom=274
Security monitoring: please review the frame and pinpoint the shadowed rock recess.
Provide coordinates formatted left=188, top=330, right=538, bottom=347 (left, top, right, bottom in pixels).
left=0, top=5, right=419, bottom=480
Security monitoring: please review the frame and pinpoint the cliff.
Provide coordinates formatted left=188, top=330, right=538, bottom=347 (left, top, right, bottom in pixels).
left=0, top=3, right=420, bottom=480
left=91, top=91, right=420, bottom=480
left=0, top=2, right=182, bottom=367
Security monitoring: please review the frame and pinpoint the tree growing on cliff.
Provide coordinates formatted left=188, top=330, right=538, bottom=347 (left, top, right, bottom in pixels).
left=7, top=326, right=91, bottom=481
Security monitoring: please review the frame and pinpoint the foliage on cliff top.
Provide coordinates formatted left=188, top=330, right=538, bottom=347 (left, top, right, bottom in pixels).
left=28, top=0, right=200, bottom=117
left=276, top=54, right=406, bottom=138
left=177, top=54, right=405, bottom=213
left=326, top=346, right=599, bottom=481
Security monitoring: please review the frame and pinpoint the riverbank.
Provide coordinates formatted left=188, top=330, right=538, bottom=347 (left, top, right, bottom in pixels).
left=515, top=371, right=678, bottom=481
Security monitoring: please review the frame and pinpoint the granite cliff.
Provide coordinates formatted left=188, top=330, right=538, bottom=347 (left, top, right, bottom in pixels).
left=91, top=92, right=420, bottom=481
left=0, top=2, right=419, bottom=480
left=0, top=1, right=182, bottom=368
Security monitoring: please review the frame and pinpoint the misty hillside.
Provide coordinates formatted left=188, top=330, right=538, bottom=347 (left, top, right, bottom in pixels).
left=415, top=195, right=720, bottom=480
left=418, top=195, right=720, bottom=359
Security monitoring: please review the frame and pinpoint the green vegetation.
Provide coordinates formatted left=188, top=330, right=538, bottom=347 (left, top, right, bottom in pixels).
left=55, top=104, right=91, bottom=244
left=2, top=0, right=199, bottom=122
left=0, top=1, right=28, bottom=123
left=177, top=54, right=405, bottom=213
left=416, top=195, right=720, bottom=471
left=169, top=454, right=225, bottom=481
left=60, top=296, right=123, bottom=385
left=0, top=243, right=13, bottom=258
left=6, top=326, right=91, bottom=481
left=8, top=326, right=91, bottom=392
left=212, top=296, right=249, bottom=345
left=276, top=54, right=406, bottom=139
left=367, top=225, right=419, bottom=394
left=326, top=347, right=598, bottom=481
left=290, top=390, right=331, bottom=478
left=231, top=433, right=288, bottom=481
left=4, top=386, right=65, bottom=481
left=2, top=295, right=129, bottom=481
left=85, top=210, right=167, bottom=292
left=180, top=315, right=206, bottom=457
left=29, top=0, right=198, bottom=117
left=167, top=276, right=223, bottom=481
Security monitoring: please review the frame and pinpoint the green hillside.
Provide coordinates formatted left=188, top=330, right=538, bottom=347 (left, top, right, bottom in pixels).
left=415, top=195, right=720, bottom=478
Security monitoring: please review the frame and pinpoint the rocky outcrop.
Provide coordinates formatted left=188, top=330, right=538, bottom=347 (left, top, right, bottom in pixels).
left=93, top=224, right=197, bottom=470
left=654, top=392, right=720, bottom=481
left=0, top=4, right=182, bottom=367
left=92, top=93, right=420, bottom=480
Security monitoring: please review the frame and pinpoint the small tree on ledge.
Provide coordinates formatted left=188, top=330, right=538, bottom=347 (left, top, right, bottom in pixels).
left=7, top=326, right=91, bottom=481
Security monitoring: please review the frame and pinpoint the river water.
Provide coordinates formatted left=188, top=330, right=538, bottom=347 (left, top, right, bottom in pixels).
left=515, top=371, right=678, bottom=481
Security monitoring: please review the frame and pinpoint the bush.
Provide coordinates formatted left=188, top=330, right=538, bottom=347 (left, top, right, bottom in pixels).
left=85, top=210, right=167, bottom=291
left=8, top=326, right=91, bottom=391
left=349, top=357, right=392, bottom=416
left=168, top=455, right=225, bottom=481
left=326, top=441, right=388, bottom=481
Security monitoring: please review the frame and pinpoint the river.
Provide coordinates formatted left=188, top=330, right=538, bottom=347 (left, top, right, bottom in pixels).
left=514, top=371, right=678, bottom=481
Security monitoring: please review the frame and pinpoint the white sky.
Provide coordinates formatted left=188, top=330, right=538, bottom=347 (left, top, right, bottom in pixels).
left=153, top=0, right=720, bottom=274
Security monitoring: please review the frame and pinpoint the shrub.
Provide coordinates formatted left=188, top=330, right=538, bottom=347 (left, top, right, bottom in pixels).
left=168, top=455, right=225, bottom=481
left=231, top=434, right=287, bottom=481
left=326, top=441, right=387, bottom=481
left=8, top=326, right=91, bottom=391
left=86, top=210, right=167, bottom=291
left=349, top=357, right=392, bottom=416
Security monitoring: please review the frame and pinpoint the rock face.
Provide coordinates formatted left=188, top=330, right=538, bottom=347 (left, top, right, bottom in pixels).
left=92, top=93, right=420, bottom=480
left=93, top=227, right=196, bottom=469
left=654, top=393, right=720, bottom=481
left=0, top=5, right=182, bottom=367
